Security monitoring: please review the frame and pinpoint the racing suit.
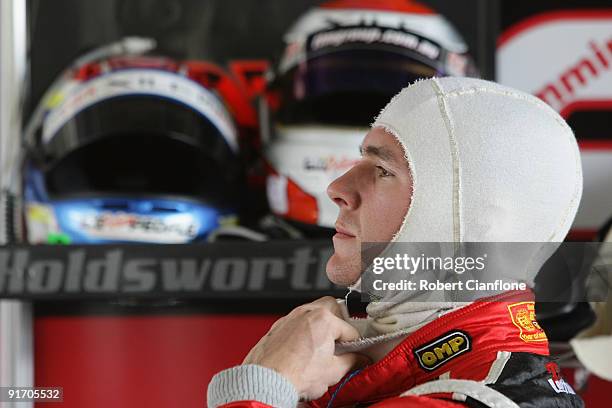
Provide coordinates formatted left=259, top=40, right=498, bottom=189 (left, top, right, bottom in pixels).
left=207, top=292, right=584, bottom=407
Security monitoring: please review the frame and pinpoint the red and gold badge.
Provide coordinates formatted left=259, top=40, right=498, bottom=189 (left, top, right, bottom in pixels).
left=508, top=301, right=547, bottom=343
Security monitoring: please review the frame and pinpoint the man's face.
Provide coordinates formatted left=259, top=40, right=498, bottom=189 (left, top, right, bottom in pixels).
left=326, top=127, right=413, bottom=285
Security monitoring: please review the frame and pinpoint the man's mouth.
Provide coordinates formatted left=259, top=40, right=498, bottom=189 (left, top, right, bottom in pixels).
left=334, top=224, right=356, bottom=239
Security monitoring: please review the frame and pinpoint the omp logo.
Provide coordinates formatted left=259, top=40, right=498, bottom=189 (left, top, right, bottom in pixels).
left=414, top=331, right=471, bottom=371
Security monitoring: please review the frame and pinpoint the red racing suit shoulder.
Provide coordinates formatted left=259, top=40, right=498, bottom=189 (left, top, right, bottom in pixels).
left=216, top=292, right=583, bottom=408
left=219, top=395, right=465, bottom=408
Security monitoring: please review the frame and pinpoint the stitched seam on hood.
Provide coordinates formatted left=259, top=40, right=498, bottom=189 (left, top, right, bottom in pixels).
left=431, top=78, right=462, bottom=243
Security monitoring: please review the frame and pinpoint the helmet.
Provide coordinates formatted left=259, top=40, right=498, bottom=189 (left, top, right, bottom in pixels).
left=262, top=0, right=477, bottom=232
left=23, top=42, right=257, bottom=244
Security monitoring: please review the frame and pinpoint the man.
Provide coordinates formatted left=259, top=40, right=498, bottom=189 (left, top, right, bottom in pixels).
left=207, top=77, right=585, bottom=407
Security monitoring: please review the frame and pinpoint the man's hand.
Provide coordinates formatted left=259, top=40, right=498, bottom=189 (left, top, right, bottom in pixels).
left=243, top=296, right=370, bottom=401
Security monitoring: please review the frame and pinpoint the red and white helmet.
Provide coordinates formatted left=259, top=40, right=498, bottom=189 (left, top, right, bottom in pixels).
left=262, top=0, right=477, bottom=231
left=22, top=39, right=260, bottom=244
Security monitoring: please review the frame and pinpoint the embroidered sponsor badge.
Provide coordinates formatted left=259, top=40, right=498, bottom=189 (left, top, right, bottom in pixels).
left=508, top=301, right=547, bottom=343
left=414, top=331, right=471, bottom=371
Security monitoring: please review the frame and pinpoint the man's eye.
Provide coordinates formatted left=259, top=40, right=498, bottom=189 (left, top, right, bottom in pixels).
left=376, top=166, right=392, bottom=177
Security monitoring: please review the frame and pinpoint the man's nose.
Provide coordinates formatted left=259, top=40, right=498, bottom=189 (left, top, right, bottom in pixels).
left=327, top=167, right=360, bottom=210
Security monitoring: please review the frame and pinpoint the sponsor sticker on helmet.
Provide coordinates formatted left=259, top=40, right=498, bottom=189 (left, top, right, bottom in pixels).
left=414, top=330, right=471, bottom=371
left=507, top=301, right=547, bottom=343
left=306, top=24, right=442, bottom=62
left=78, top=212, right=198, bottom=243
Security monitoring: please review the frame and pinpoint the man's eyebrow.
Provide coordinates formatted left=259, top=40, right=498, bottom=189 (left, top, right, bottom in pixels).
left=359, top=144, right=398, bottom=163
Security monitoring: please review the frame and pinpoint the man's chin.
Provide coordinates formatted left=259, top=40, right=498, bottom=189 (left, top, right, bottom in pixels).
left=325, top=252, right=362, bottom=286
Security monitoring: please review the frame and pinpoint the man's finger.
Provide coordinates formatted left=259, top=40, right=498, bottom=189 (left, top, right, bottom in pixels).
left=329, top=316, right=361, bottom=342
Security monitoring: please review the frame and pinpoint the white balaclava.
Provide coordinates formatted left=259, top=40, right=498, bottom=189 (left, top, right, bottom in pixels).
left=341, top=77, right=583, bottom=345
